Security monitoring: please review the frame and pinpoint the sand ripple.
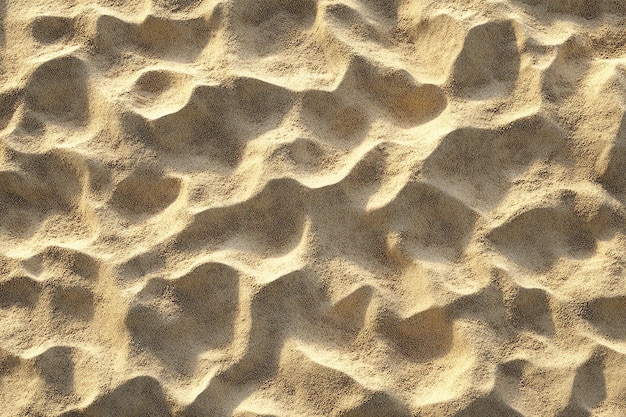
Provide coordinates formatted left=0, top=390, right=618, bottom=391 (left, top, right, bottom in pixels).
left=1, top=0, right=626, bottom=416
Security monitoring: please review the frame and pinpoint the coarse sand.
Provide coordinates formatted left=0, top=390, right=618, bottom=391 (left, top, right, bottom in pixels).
left=1, top=0, right=626, bottom=416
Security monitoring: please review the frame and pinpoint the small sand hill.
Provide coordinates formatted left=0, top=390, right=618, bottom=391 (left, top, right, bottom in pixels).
left=1, top=0, right=626, bottom=416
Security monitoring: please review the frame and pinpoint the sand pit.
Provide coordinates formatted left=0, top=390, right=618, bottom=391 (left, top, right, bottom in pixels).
left=1, top=0, right=626, bottom=415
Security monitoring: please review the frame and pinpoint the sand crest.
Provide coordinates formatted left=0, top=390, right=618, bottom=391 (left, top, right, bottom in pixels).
left=1, top=0, right=626, bottom=416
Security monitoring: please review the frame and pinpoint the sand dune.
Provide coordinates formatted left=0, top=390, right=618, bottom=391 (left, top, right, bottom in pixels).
left=1, top=0, right=626, bottom=416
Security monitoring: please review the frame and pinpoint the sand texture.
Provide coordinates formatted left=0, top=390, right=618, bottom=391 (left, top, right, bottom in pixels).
left=1, top=0, right=626, bottom=415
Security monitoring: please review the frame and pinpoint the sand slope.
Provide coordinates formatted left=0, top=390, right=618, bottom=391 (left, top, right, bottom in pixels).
left=1, top=0, right=626, bottom=416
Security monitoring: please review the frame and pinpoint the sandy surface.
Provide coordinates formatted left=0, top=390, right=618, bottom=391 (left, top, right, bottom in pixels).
left=1, top=0, right=626, bottom=416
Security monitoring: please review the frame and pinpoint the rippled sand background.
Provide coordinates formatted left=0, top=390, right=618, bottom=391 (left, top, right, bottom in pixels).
left=1, top=0, right=626, bottom=416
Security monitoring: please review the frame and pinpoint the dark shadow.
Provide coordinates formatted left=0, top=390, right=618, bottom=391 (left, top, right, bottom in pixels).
left=125, top=262, right=239, bottom=373
left=598, top=114, right=626, bottom=201
left=582, top=296, right=626, bottom=340
left=569, top=352, right=607, bottom=411
left=510, top=287, right=556, bottom=336
left=378, top=307, right=455, bottom=362
left=174, top=178, right=307, bottom=256
left=84, top=376, right=172, bottom=417
left=125, top=77, right=294, bottom=172
left=455, top=391, right=523, bottom=417
left=487, top=206, right=599, bottom=271
left=422, top=114, right=569, bottom=210
left=0, top=1, right=5, bottom=49
left=34, top=346, right=75, bottom=394
left=179, top=270, right=324, bottom=417
left=450, top=20, right=520, bottom=100
left=0, top=275, right=41, bottom=308
left=338, top=391, right=411, bottom=417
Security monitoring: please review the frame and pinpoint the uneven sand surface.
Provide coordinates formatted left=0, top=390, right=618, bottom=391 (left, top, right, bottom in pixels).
left=1, top=0, right=626, bottom=416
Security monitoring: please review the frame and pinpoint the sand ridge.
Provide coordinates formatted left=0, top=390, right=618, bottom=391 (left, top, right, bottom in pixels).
left=1, top=0, right=626, bottom=416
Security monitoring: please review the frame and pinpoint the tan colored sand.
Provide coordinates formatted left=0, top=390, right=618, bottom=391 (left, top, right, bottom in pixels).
left=1, top=0, right=626, bottom=416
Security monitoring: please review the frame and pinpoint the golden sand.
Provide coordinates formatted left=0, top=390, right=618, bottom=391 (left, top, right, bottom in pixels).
left=1, top=0, right=626, bottom=416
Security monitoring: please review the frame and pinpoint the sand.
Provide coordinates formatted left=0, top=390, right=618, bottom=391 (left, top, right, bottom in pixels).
left=1, top=0, right=626, bottom=415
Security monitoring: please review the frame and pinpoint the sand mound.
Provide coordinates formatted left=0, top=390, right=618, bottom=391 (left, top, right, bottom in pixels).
left=1, top=0, right=626, bottom=416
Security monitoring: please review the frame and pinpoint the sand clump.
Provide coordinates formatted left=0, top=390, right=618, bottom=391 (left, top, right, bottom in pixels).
left=1, top=0, right=626, bottom=416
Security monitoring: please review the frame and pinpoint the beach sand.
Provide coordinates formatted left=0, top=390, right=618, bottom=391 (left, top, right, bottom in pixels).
left=1, top=0, right=626, bottom=415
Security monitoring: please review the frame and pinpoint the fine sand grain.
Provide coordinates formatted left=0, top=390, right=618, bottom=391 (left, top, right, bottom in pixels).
left=1, top=0, right=626, bottom=416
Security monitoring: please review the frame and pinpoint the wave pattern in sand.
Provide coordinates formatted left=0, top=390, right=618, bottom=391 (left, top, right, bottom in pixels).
left=1, top=0, right=626, bottom=416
